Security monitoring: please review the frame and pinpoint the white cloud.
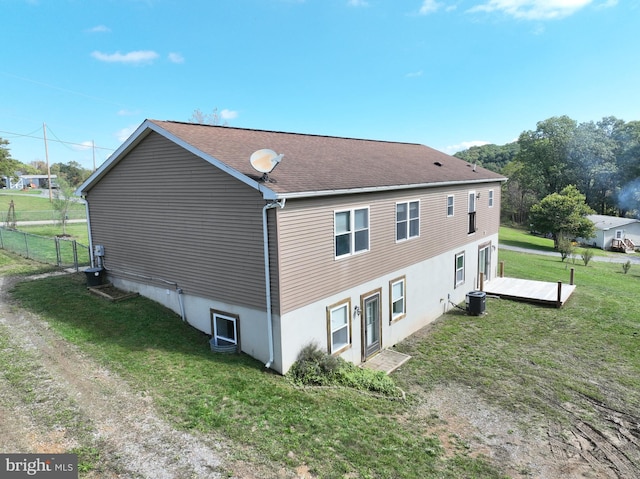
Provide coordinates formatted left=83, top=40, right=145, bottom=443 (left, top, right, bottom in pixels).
left=596, top=0, right=617, bottom=8
left=72, top=141, right=93, bottom=152
left=117, top=109, right=140, bottom=116
left=419, top=0, right=443, bottom=14
left=168, top=52, right=185, bottom=64
left=116, top=125, right=138, bottom=142
left=467, top=0, right=593, bottom=20
left=91, top=50, right=159, bottom=65
left=220, top=109, right=239, bottom=120
left=87, top=25, right=111, bottom=33
left=405, top=70, right=423, bottom=78
left=443, top=140, right=490, bottom=154
left=347, top=0, right=369, bottom=6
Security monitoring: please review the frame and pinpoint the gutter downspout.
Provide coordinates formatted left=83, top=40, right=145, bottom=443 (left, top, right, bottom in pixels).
left=83, top=198, right=95, bottom=268
left=263, top=198, right=286, bottom=369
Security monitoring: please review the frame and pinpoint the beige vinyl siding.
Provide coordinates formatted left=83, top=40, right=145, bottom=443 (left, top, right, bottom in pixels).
left=276, top=182, right=502, bottom=314
left=86, top=132, right=278, bottom=311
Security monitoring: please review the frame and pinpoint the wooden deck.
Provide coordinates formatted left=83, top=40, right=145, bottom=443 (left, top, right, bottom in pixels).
left=483, top=277, right=576, bottom=307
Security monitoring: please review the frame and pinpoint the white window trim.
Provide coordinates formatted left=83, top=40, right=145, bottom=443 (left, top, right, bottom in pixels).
left=468, top=191, right=477, bottom=235
left=455, top=252, right=465, bottom=287
left=488, top=189, right=494, bottom=208
left=334, top=207, right=370, bottom=259
left=390, top=277, right=406, bottom=322
left=211, top=311, right=238, bottom=346
left=328, top=300, right=351, bottom=355
left=395, top=200, right=420, bottom=242
left=447, top=195, right=454, bottom=217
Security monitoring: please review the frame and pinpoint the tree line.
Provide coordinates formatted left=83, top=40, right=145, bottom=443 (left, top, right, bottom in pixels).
left=455, top=115, right=640, bottom=224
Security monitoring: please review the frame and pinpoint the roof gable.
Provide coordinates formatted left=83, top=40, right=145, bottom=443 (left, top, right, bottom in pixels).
left=78, top=119, right=506, bottom=199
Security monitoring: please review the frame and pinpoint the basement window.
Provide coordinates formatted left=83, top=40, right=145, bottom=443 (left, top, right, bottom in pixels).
left=327, top=300, right=351, bottom=355
left=390, top=276, right=406, bottom=322
left=455, top=252, right=465, bottom=287
left=211, top=310, right=239, bottom=347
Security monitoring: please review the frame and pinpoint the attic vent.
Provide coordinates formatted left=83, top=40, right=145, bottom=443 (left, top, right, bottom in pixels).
left=434, top=161, right=443, bottom=167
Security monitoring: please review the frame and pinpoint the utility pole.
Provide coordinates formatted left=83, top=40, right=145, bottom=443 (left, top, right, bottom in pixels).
left=43, top=122, right=52, bottom=202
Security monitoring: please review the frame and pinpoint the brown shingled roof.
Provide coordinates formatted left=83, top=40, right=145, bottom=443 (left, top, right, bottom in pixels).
left=150, top=120, right=505, bottom=196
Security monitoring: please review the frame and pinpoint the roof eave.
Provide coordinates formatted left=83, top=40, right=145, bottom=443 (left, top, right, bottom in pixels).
left=274, top=177, right=507, bottom=200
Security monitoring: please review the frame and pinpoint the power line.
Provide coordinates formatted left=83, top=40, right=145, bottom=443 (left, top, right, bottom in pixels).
left=0, top=126, right=42, bottom=139
left=0, top=127, right=115, bottom=152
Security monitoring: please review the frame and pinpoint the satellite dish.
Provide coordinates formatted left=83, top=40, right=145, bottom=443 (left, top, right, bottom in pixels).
left=250, top=149, right=283, bottom=174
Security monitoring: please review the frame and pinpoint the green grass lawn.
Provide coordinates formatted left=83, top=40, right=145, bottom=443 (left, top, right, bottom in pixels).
left=0, top=190, right=86, bottom=221
left=18, top=223, right=89, bottom=245
left=500, top=225, right=640, bottom=260
left=499, top=225, right=555, bottom=251
left=395, top=249, right=640, bottom=419
left=5, top=230, right=640, bottom=478
left=10, top=272, right=493, bottom=479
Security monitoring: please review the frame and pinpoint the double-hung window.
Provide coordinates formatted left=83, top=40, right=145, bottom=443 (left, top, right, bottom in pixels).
left=455, top=252, right=465, bottom=287
left=327, top=300, right=351, bottom=354
left=390, top=276, right=406, bottom=322
left=488, top=190, right=494, bottom=208
left=335, top=207, right=369, bottom=258
left=447, top=195, right=454, bottom=217
left=396, top=201, right=420, bottom=241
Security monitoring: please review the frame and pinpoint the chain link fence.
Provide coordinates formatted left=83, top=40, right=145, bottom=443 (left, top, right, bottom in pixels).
left=0, top=227, right=91, bottom=271
left=4, top=209, right=87, bottom=222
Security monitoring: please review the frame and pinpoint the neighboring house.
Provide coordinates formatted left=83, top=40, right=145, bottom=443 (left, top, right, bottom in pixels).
left=582, top=214, right=640, bottom=251
left=77, top=120, right=507, bottom=374
left=2, top=174, right=57, bottom=189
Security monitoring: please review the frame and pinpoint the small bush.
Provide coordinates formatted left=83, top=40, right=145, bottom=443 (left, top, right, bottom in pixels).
left=287, top=343, right=401, bottom=397
left=557, top=236, right=575, bottom=262
left=622, top=260, right=631, bottom=274
left=580, top=248, right=594, bottom=266
left=287, top=343, right=340, bottom=386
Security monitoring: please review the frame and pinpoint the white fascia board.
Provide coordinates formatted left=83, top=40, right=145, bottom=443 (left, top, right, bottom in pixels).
left=274, top=177, right=507, bottom=200
left=145, top=122, right=278, bottom=200
left=76, top=120, right=279, bottom=201
left=76, top=121, right=153, bottom=196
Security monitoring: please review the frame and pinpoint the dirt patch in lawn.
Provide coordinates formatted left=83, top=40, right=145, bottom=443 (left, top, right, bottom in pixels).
left=396, top=317, right=640, bottom=479
left=414, top=383, right=640, bottom=479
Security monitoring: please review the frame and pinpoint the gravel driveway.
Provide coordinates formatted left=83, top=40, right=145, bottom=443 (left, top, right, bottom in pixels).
left=0, top=274, right=231, bottom=478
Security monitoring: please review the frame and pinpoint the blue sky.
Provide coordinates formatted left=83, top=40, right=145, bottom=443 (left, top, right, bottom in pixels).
left=1, top=0, right=638, bottom=171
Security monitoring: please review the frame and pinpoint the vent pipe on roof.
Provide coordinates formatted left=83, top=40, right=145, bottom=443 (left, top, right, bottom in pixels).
left=263, top=198, right=286, bottom=370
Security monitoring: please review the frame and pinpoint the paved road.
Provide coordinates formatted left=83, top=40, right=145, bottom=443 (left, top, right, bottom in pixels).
left=500, top=243, right=640, bottom=264
left=13, top=219, right=87, bottom=226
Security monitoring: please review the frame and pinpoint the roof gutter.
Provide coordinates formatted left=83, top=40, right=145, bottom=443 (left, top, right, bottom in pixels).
left=272, top=177, right=508, bottom=200
left=262, top=198, right=286, bottom=369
